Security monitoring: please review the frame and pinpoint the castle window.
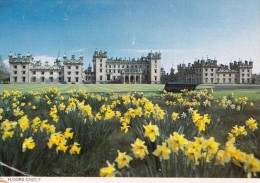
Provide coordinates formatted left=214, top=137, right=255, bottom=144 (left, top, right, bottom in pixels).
left=41, top=77, right=44, bottom=82
left=118, top=65, right=120, bottom=68
left=23, top=65, right=26, bottom=69
left=76, top=72, right=79, bottom=75
left=50, top=72, right=53, bottom=75
left=14, top=65, right=17, bottom=69
left=155, top=60, right=157, bottom=64
left=100, top=59, right=102, bottom=62
left=205, top=78, right=208, bottom=83
left=229, top=74, right=231, bottom=77
left=155, top=69, right=157, bottom=73
left=247, top=70, right=250, bottom=72
left=100, top=76, right=102, bottom=81
left=33, top=71, right=36, bottom=75
left=68, top=71, right=71, bottom=75
left=59, top=72, right=61, bottom=75
left=118, top=69, right=121, bottom=73
left=14, top=71, right=17, bottom=74
left=68, top=77, right=71, bottom=82
left=13, top=77, right=17, bottom=82
left=113, top=76, right=116, bottom=80
left=109, top=65, right=111, bottom=68
left=211, top=69, right=213, bottom=72
left=247, top=74, right=250, bottom=77
left=68, top=66, right=71, bottom=69
left=211, top=73, right=213, bottom=76
left=113, top=70, right=115, bottom=73
left=223, top=74, right=225, bottom=77
left=76, top=66, right=79, bottom=69
left=242, top=69, right=244, bottom=72
left=22, top=77, right=26, bottom=82
left=229, top=78, right=231, bottom=83
left=42, top=71, right=44, bottom=75
left=107, top=75, right=110, bottom=80
left=100, top=69, right=102, bottom=72
left=32, top=77, right=36, bottom=82
left=59, top=77, right=62, bottom=82
left=205, top=73, right=208, bottom=76
left=22, top=71, right=26, bottom=75
left=155, top=76, right=157, bottom=81
left=242, top=74, right=244, bottom=77
left=211, top=78, right=214, bottom=83
left=205, top=69, right=208, bottom=71
left=100, top=64, right=102, bottom=67
left=49, top=77, right=53, bottom=82
left=114, top=65, right=116, bottom=68
left=76, top=77, right=79, bottom=82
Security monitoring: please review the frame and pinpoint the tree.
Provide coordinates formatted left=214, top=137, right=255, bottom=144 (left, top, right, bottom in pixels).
left=0, top=55, right=10, bottom=83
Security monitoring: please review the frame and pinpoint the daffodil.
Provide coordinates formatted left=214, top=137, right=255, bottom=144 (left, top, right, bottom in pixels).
left=245, top=118, right=257, bottom=131
left=231, top=125, right=247, bottom=136
left=121, top=123, right=129, bottom=133
left=143, top=123, right=160, bottom=142
left=64, top=128, right=73, bottom=139
left=115, top=150, right=133, bottom=169
left=171, top=112, right=180, bottom=121
left=18, top=115, right=29, bottom=132
left=22, top=137, right=35, bottom=152
left=167, top=132, right=188, bottom=153
left=100, top=161, right=116, bottom=177
left=2, top=131, right=14, bottom=140
left=131, top=138, right=149, bottom=160
left=69, top=142, right=81, bottom=155
left=153, top=142, right=171, bottom=161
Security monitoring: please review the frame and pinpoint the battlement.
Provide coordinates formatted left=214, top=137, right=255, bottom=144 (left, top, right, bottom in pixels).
left=63, top=54, right=83, bottom=65
left=230, top=60, right=253, bottom=70
left=93, top=50, right=107, bottom=58
left=9, top=53, right=33, bottom=64
left=106, top=51, right=161, bottom=63
left=194, top=58, right=218, bottom=67
left=147, top=51, right=161, bottom=59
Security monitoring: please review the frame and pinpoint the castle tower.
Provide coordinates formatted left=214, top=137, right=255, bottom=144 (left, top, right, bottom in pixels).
left=63, top=54, right=84, bottom=83
left=235, top=60, right=253, bottom=84
left=148, top=51, right=161, bottom=84
left=93, top=50, right=107, bottom=84
left=9, top=52, right=33, bottom=83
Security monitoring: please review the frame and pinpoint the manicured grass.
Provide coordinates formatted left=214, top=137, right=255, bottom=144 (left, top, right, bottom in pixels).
left=214, top=89, right=260, bottom=101
left=1, top=84, right=259, bottom=101
left=0, top=83, right=214, bottom=93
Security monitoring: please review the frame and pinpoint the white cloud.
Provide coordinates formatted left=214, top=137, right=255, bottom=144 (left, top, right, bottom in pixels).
left=3, top=59, right=9, bottom=70
left=34, top=55, right=56, bottom=65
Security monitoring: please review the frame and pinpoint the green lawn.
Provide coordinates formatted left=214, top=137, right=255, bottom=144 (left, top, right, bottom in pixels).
left=0, top=84, right=259, bottom=101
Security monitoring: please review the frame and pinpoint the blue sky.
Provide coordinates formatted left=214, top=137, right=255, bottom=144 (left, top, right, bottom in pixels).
left=0, top=0, right=260, bottom=73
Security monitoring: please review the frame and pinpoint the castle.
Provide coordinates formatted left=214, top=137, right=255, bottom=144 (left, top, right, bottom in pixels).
left=9, top=50, right=161, bottom=84
left=9, top=53, right=83, bottom=84
left=8, top=51, right=254, bottom=84
left=177, top=58, right=253, bottom=84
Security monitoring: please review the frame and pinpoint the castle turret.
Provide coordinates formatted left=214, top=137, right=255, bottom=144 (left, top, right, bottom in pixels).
left=93, top=50, right=107, bottom=83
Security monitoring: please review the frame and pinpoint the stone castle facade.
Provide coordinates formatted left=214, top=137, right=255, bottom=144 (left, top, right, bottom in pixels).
left=9, top=53, right=84, bottom=84
left=177, top=58, right=253, bottom=84
left=8, top=51, right=254, bottom=84
left=88, top=50, right=161, bottom=84
left=9, top=50, right=161, bottom=84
